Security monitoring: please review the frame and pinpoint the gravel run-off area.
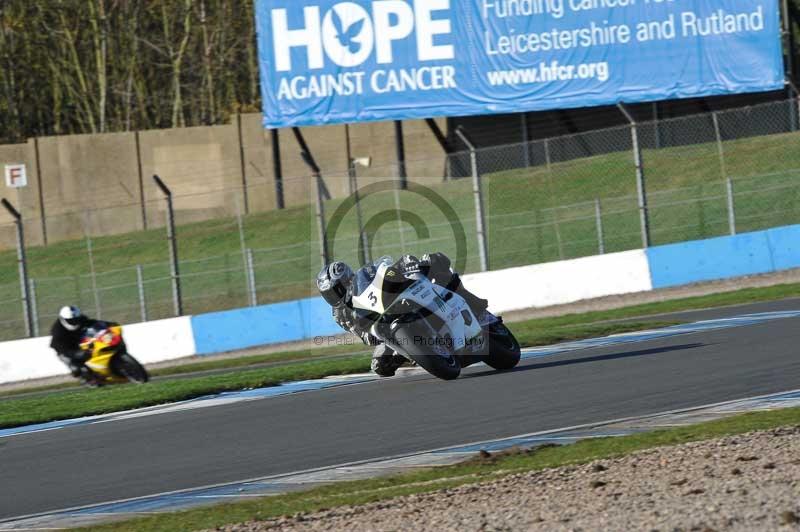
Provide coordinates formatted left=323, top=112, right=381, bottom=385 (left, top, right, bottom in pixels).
left=211, top=426, right=800, bottom=532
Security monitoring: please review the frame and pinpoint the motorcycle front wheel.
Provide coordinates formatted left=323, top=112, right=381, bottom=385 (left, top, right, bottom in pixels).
left=484, top=322, right=521, bottom=371
left=391, top=322, right=461, bottom=380
left=112, top=352, right=150, bottom=384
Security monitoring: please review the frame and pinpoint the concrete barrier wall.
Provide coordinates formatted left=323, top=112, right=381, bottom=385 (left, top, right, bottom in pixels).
left=4, top=224, right=800, bottom=384
left=0, top=116, right=448, bottom=247
left=462, top=250, right=653, bottom=314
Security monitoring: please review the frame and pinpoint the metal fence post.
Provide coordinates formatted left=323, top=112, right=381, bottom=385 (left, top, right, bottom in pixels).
left=136, top=265, right=147, bottom=322
left=299, top=151, right=329, bottom=266
left=393, top=186, right=407, bottom=255
left=246, top=248, right=257, bottom=307
left=236, top=112, right=250, bottom=214
left=652, top=102, right=662, bottom=149
left=29, top=278, right=39, bottom=336
left=349, top=160, right=371, bottom=265
left=394, top=120, right=408, bottom=190
left=595, top=198, right=605, bottom=255
left=618, top=103, right=651, bottom=248
left=787, top=80, right=800, bottom=134
left=270, top=129, right=285, bottom=210
left=455, top=127, right=489, bottom=272
left=521, top=113, right=531, bottom=167
left=236, top=198, right=251, bottom=305
left=314, top=172, right=329, bottom=266
left=544, top=138, right=552, bottom=171
left=712, top=112, right=727, bottom=180
left=85, top=235, right=101, bottom=318
left=294, top=127, right=330, bottom=266
left=2, top=199, right=33, bottom=337
left=726, top=178, right=737, bottom=236
left=541, top=138, right=564, bottom=259
left=153, top=175, right=183, bottom=316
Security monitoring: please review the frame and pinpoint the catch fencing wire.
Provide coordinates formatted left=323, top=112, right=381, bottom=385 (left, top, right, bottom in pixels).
left=3, top=100, right=800, bottom=340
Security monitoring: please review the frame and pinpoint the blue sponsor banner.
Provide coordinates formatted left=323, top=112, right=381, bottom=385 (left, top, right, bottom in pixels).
left=255, top=0, right=784, bottom=128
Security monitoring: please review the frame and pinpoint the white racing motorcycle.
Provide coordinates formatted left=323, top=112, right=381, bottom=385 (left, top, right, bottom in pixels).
left=350, top=257, right=521, bottom=380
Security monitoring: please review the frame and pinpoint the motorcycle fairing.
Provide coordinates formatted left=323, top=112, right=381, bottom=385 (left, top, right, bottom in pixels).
left=353, top=262, right=483, bottom=356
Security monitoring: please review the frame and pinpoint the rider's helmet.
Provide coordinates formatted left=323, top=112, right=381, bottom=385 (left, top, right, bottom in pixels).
left=317, top=262, right=354, bottom=306
left=59, top=305, right=86, bottom=331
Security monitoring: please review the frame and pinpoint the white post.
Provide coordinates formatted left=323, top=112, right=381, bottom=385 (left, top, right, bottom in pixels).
left=393, top=186, right=407, bottom=255
left=712, top=112, right=727, bottom=180
left=86, top=236, right=101, bottom=318
left=595, top=198, right=605, bottom=255
left=246, top=248, right=257, bottom=307
left=236, top=198, right=250, bottom=303
left=455, top=127, right=490, bottom=272
left=618, top=103, right=650, bottom=248
left=136, top=264, right=147, bottom=322
left=544, top=138, right=552, bottom=171
left=726, top=178, right=737, bottom=236
left=29, top=278, right=39, bottom=336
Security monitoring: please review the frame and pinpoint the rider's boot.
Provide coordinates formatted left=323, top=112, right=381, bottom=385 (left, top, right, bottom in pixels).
left=370, top=344, right=406, bottom=377
left=78, top=366, right=101, bottom=388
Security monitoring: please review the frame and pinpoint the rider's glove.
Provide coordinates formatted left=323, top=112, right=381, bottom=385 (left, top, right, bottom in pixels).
left=399, top=255, right=422, bottom=275
left=422, top=252, right=451, bottom=276
left=332, top=304, right=355, bottom=331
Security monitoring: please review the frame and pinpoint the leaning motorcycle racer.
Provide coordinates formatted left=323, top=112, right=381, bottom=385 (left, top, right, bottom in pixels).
left=317, top=253, right=492, bottom=377
left=50, top=305, right=117, bottom=386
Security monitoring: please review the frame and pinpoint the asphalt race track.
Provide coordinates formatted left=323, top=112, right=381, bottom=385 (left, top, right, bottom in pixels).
left=2, top=299, right=800, bottom=521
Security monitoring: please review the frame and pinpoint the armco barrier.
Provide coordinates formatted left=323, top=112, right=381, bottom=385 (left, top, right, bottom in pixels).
left=462, top=250, right=653, bottom=314
left=190, top=297, right=340, bottom=355
left=646, top=224, right=800, bottom=289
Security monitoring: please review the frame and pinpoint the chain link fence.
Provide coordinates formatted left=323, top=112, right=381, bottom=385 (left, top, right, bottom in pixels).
left=1, top=99, right=799, bottom=341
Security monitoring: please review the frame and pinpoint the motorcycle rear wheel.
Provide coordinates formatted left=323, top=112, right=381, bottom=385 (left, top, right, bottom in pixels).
left=112, top=352, right=150, bottom=383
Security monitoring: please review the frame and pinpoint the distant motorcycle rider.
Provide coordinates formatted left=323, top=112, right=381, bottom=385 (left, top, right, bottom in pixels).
left=317, top=253, right=491, bottom=377
left=50, top=306, right=117, bottom=386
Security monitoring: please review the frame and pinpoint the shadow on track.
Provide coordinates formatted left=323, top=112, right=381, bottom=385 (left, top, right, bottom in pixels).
left=463, top=343, right=707, bottom=380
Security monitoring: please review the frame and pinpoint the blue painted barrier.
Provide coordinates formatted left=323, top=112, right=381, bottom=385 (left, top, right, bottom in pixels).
left=191, top=297, right=339, bottom=355
left=647, top=224, right=800, bottom=289
left=766, top=224, right=800, bottom=271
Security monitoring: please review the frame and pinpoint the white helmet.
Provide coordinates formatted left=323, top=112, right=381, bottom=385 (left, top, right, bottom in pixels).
left=59, top=305, right=85, bottom=331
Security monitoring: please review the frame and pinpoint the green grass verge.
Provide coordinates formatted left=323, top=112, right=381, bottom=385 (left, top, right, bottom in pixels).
left=0, top=356, right=371, bottom=429
left=77, top=406, right=800, bottom=532
left=5, top=129, right=800, bottom=340
left=0, top=343, right=371, bottom=399
left=0, top=320, right=675, bottom=429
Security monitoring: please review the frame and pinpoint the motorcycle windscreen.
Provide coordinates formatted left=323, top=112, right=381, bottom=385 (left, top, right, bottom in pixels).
left=352, top=256, right=395, bottom=297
